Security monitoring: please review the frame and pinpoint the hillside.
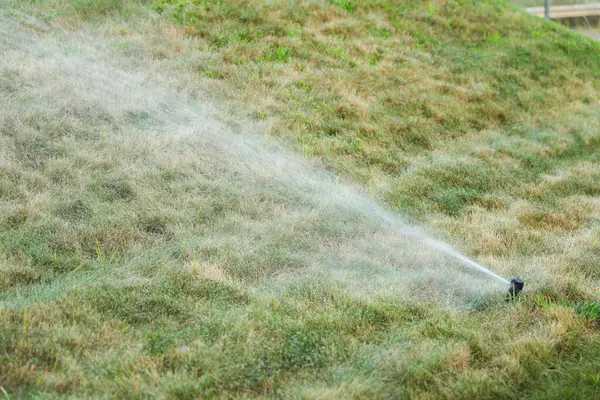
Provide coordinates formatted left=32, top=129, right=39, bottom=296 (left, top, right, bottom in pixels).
left=1, top=0, right=600, bottom=398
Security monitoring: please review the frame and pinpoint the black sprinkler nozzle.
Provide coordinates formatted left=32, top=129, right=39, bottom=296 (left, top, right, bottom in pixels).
left=506, top=278, right=524, bottom=301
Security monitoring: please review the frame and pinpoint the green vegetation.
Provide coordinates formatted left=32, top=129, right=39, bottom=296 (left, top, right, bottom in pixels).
left=1, top=0, right=600, bottom=398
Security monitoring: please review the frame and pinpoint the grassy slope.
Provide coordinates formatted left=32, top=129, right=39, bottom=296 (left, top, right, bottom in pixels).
left=1, top=0, right=600, bottom=398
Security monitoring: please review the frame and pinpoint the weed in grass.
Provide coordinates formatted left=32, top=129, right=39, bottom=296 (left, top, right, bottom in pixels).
left=537, top=293, right=600, bottom=320
left=577, top=299, right=600, bottom=320
left=260, top=44, right=294, bottom=63
left=331, top=0, right=357, bottom=12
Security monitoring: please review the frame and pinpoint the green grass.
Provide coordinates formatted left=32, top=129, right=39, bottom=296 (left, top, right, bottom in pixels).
left=1, top=0, right=600, bottom=398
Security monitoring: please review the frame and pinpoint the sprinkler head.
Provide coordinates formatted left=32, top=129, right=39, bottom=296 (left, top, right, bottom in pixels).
left=506, top=278, right=524, bottom=301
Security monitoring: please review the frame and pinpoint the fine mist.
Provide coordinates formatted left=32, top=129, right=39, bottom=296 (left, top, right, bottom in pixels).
left=0, top=10, right=507, bottom=307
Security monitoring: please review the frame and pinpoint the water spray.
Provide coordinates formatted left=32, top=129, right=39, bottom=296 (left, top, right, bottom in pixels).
left=388, top=226, right=524, bottom=300
left=1, top=12, right=528, bottom=305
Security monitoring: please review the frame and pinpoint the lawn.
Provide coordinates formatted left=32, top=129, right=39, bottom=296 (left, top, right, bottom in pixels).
left=1, top=0, right=600, bottom=398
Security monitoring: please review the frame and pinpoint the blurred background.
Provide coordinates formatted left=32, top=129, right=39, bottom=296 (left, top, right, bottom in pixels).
left=512, top=0, right=600, bottom=39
